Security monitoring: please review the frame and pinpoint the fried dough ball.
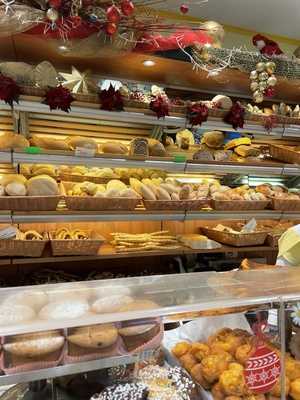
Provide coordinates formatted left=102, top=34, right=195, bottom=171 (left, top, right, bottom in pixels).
left=244, top=395, right=266, bottom=400
left=290, top=378, right=300, bottom=400
left=228, top=363, right=244, bottom=373
left=286, top=356, right=300, bottom=381
left=270, top=376, right=290, bottom=397
left=235, top=342, right=255, bottom=365
left=210, top=349, right=234, bottom=363
left=190, top=363, right=211, bottom=390
left=209, top=328, right=247, bottom=355
left=179, top=352, right=198, bottom=373
left=225, top=397, right=242, bottom=400
left=190, top=342, right=210, bottom=361
left=201, top=354, right=230, bottom=383
left=219, top=367, right=246, bottom=396
left=172, top=341, right=191, bottom=358
left=211, top=382, right=225, bottom=400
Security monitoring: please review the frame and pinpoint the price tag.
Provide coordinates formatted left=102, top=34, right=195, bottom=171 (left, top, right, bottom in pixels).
left=173, top=154, right=186, bottom=163
left=75, top=147, right=96, bottom=158
left=25, top=146, right=41, bottom=154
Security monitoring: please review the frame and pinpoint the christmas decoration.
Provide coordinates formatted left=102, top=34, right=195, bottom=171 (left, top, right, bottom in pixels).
left=105, top=22, right=118, bottom=36
left=120, top=0, right=134, bottom=16
left=0, top=5, right=44, bottom=37
left=49, top=0, right=61, bottom=9
left=106, top=5, right=121, bottom=23
left=180, top=4, right=189, bottom=14
left=0, top=74, right=20, bottom=107
left=223, top=102, right=245, bottom=130
left=250, top=61, right=277, bottom=103
left=99, top=84, right=124, bottom=111
left=252, top=34, right=284, bottom=57
left=59, top=66, right=97, bottom=94
left=149, top=95, right=169, bottom=119
left=187, top=102, right=209, bottom=126
left=263, top=115, right=278, bottom=133
left=43, top=85, right=74, bottom=112
left=244, top=341, right=281, bottom=394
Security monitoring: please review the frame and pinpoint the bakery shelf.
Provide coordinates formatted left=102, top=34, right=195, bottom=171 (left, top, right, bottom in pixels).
left=0, top=212, right=12, bottom=224
left=185, top=210, right=284, bottom=220
left=0, top=354, right=143, bottom=386
left=0, top=151, right=12, bottom=164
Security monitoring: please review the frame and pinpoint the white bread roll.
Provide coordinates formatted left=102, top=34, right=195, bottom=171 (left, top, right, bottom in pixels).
left=93, top=286, right=131, bottom=299
left=4, top=330, right=64, bottom=358
left=2, top=290, right=48, bottom=311
left=47, top=283, right=92, bottom=303
left=5, top=182, right=27, bottom=196
left=140, top=183, right=156, bottom=201
left=67, top=324, right=118, bottom=349
left=0, top=304, right=36, bottom=326
left=92, top=295, right=133, bottom=314
left=27, top=175, right=59, bottom=196
left=39, top=300, right=89, bottom=320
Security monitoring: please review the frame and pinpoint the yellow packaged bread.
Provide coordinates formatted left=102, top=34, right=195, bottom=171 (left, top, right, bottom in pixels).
left=224, top=137, right=251, bottom=150
left=27, top=175, right=59, bottom=196
left=106, top=179, right=127, bottom=192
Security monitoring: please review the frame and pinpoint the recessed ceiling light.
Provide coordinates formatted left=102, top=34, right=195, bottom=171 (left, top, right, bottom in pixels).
left=143, top=60, right=156, bottom=67
left=58, top=45, right=68, bottom=51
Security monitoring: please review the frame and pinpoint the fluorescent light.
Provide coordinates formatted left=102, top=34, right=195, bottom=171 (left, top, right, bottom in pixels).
left=143, top=60, right=156, bottom=67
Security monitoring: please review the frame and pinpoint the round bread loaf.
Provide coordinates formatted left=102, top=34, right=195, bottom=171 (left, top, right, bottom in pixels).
left=67, top=324, right=118, bottom=349
left=93, top=286, right=131, bottom=299
left=2, top=290, right=48, bottom=311
left=0, top=304, right=36, bottom=326
left=39, top=300, right=89, bottom=320
left=92, top=295, right=133, bottom=314
left=27, top=175, right=59, bottom=196
left=4, top=330, right=64, bottom=358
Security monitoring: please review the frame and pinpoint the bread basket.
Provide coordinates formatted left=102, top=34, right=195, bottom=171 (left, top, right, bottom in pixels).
left=143, top=199, right=211, bottom=211
left=211, top=199, right=269, bottom=211
left=49, top=231, right=105, bottom=256
left=62, top=182, right=140, bottom=211
left=269, top=144, right=300, bottom=164
left=0, top=233, right=48, bottom=257
left=270, top=198, right=300, bottom=211
left=0, top=195, right=61, bottom=211
left=201, top=226, right=268, bottom=247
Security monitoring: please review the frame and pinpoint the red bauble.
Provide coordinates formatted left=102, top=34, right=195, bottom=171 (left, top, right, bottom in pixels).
left=49, top=0, right=61, bottom=8
left=121, top=0, right=134, bottom=16
left=106, top=5, right=121, bottom=23
left=0, top=74, right=20, bottom=108
left=180, top=4, right=189, bottom=14
left=99, top=84, right=124, bottom=111
left=244, top=343, right=281, bottom=394
left=224, top=102, right=245, bottom=130
left=264, top=87, right=275, bottom=98
left=43, top=85, right=74, bottom=113
left=187, top=102, right=209, bottom=126
left=149, top=95, right=169, bottom=119
left=105, top=22, right=117, bottom=35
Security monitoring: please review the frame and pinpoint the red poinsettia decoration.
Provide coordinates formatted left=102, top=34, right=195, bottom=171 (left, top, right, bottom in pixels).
left=224, top=102, right=245, bottom=130
left=99, top=84, right=124, bottom=111
left=187, top=102, right=209, bottom=126
left=149, top=95, right=169, bottom=119
left=44, top=85, right=74, bottom=112
left=263, top=115, right=278, bottom=133
left=0, top=74, right=20, bottom=108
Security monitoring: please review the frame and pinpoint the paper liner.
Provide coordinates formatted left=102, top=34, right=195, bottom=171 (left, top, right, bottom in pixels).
left=1, top=334, right=65, bottom=374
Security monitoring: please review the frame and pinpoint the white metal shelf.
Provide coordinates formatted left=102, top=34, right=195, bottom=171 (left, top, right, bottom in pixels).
left=0, top=151, right=12, bottom=164
left=0, top=354, right=141, bottom=385
left=185, top=162, right=285, bottom=175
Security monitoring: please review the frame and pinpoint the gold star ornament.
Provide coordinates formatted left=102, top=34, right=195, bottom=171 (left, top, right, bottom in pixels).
left=59, top=66, right=98, bottom=94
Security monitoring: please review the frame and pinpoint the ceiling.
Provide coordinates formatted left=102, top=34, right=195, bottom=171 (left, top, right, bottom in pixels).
left=160, top=0, right=300, bottom=40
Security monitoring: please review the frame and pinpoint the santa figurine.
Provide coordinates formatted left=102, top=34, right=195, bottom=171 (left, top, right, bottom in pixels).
left=252, top=34, right=284, bottom=57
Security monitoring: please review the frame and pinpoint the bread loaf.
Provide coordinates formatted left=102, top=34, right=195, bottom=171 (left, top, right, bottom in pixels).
left=130, top=138, right=149, bottom=156
left=101, top=142, right=128, bottom=155
left=211, top=95, right=233, bottom=109
left=148, top=139, right=167, bottom=157
left=0, top=304, right=35, bottom=326
left=92, top=295, right=133, bottom=313
left=140, top=183, right=156, bottom=200
left=5, top=182, right=27, bottom=196
left=2, top=290, right=48, bottom=311
left=39, top=300, right=89, bottom=320
left=119, top=189, right=141, bottom=199
left=27, top=175, right=59, bottom=196
left=156, top=187, right=171, bottom=201
left=67, top=324, right=118, bottom=349
left=4, top=330, right=64, bottom=358
left=179, top=185, right=191, bottom=200
left=0, top=133, right=29, bottom=149
left=30, top=135, right=70, bottom=151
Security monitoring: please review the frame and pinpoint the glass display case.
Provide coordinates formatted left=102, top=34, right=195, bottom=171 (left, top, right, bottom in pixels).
left=0, top=267, right=299, bottom=399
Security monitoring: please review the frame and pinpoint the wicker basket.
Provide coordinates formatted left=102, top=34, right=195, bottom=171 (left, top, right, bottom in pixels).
left=0, top=195, right=61, bottom=211
left=20, top=85, right=45, bottom=97
left=201, top=226, right=268, bottom=247
left=266, top=233, right=280, bottom=248
left=269, top=144, right=300, bottom=164
left=143, top=199, right=211, bottom=211
left=0, top=234, right=48, bottom=257
left=50, top=231, right=105, bottom=256
left=270, top=198, right=300, bottom=211
left=208, top=108, right=227, bottom=118
left=73, top=93, right=99, bottom=103
left=62, top=182, right=140, bottom=211
left=212, top=199, right=269, bottom=211
left=122, top=98, right=149, bottom=110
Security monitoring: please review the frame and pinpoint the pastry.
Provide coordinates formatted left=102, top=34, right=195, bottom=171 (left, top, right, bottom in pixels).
left=4, top=330, right=64, bottom=358
left=91, top=295, right=133, bottom=313
left=27, top=175, right=59, bottom=196
left=269, top=376, right=290, bottom=397
left=130, top=138, right=149, bottom=156
left=172, top=341, right=191, bottom=358
left=101, top=142, right=128, bottom=155
left=212, top=382, right=225, bottom=400
left=286, top=356, right=300, bottom=380
left=190, top=363, right=211, bottom=389
left=5, top=181, right=27, bottom=196
left=91, top=383, right=149, bottom=400
left=208, top=328, right=247, bottom=355
left=190, top=342, right=210, bottom=360
left=290, top=378, right=300, bottom=400
left=219, top=364, right=246, bottom=396
left=2, top=290, right=48, bottom=311
left=0, top=304, right=35, bottom=326
left=67, top=324, right=118, bottom=349
left=201, top=353, right=231, bottom=383
left=179, top=352, right=198, bottom=373
left=106, top=180, right=127, bottom=192
left=118, top=300, right=160, bottom=352
left=39, top=299, right=89, bottom=320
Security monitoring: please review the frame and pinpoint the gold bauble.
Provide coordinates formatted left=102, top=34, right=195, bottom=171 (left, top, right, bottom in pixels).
left=267, top=75, right=277, bottom=86
left=259, top=72, right=269, bottom=81
left=256, top=62, right=265, bottom=72
left=253, top=90, right=264, bottom=103
left=250, top=70, right=258, bottom=80
left=46, top=8, right=59, bottom=22
left=250, top=82, right=259, bottom=92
